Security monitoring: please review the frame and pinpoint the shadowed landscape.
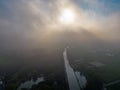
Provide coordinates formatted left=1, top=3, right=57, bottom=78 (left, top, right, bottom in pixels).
left=0, top=0, right=120, bottom=90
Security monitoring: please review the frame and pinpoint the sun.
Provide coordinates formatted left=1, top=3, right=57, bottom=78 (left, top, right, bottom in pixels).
left=59, top=8, right=76, bottom=24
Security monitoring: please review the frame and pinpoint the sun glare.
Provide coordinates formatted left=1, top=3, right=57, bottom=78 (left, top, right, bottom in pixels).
left=59, top=8, right=76, bottom=24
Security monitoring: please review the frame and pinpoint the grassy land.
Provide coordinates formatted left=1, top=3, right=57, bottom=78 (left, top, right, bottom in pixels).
left=0, top=57, right=11, bottom=66
left=107, top=82, right=120, bottom=90
left=68, top=45, right=120, bottom=83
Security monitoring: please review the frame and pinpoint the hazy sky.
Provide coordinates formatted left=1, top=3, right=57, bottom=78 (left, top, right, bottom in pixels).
left=0, top=0, right=120, bottom=51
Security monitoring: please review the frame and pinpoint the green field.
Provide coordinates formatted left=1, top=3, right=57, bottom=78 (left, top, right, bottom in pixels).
left=68, top=45, right=120, bottom=83
left=107, top=82, right=120, bottom=90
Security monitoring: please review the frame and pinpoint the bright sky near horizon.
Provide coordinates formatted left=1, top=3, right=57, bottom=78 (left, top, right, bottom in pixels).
left=0, top=0, right=120, bottom=49
left=0, top=0, right=119, bottom=28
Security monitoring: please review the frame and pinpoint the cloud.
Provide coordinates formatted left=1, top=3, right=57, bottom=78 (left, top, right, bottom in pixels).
left=0, top=0, right=68, bottom=50
left=0, top=0, right=120, bottom=51
left=71, top=0, right=120, bottom=41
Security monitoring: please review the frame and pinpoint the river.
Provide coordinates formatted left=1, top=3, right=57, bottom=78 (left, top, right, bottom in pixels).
left=17, top=77, right=44, bottom=90
left=63, top=47, right=87, bottom=90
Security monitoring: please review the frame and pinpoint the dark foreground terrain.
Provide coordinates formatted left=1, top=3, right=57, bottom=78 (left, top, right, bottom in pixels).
left=0, top=30, right=120, bottom=90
